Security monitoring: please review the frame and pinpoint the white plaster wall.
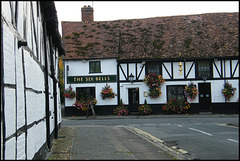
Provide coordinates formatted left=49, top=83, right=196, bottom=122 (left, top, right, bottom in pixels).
left=3, top=25, right=15, bottom=85
left=119, top=63, right=127, bottom=80
left=213, top=60, right=221, bottom=78
left=211, top=79, right=239, bottom=103
left=119, top=80, right=201, bottom=106
left=65, top=59, right=117, bottom=77
left=65, top=82, right=118, bottom=106
left=162, top=62, right=171, bottom=79
left=4, top=88, right=16, bottom=138
left=65, top=59, right=118, bottom=106
left=4, top=138, right=16, bottom=160
left=185, top=61, right=195, bottom=78
left=232, top=60, right=239, bottom=77
left=173, top=62, right=184, bottom=79
left=17, top=133, right=25, bottom=159
left=2, top=1, right=62, bottom=159
left=137, top=63, right=146, bottom=79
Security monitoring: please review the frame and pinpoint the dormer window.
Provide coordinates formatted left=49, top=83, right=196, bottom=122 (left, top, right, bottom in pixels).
left=89, top=61, right=101, bottom=73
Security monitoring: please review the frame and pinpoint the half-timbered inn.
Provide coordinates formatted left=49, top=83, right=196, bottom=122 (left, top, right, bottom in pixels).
left=62, top=5, right=239, bottom=116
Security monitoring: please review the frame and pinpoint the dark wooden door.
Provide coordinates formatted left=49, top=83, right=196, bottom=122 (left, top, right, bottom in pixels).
left=128, top=88, right=139, bottom=112
left=198, top=83, right=211, bottom=111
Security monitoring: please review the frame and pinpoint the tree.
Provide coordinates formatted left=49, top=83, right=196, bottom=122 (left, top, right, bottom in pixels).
left=58, top=56, right=64, bottom=103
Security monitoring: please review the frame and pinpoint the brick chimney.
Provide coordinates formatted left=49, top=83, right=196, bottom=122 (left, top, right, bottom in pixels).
left=81, top=5, right=94, bottom=22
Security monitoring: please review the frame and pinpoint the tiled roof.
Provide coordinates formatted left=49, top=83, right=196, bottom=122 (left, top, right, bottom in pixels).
left=62, top=12, right=239, bottom=60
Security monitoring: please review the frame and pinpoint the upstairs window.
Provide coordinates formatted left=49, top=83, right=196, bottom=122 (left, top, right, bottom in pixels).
left=196, top=60, right=212, bottom=79
left=89, top=61, right=101, bottom=73
left=146, top=62, right=162, bottom=75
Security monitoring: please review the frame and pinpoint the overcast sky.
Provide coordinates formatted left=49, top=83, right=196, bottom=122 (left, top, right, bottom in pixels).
left=55, top=1, right=239, bottom=35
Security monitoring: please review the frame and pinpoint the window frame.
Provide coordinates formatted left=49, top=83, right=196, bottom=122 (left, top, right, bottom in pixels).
left=167, top=85, right=186, bottom=101
left=146, top=61, right=162, bottom=75
left=76, top=87, right=95, bottom=100
left=89, top=61, right=101, bottom=73
left=196, top=60, right=213, bottom=79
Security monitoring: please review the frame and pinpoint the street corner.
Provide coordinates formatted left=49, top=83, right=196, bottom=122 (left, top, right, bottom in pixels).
left=47, top=127, right=75, bottom=160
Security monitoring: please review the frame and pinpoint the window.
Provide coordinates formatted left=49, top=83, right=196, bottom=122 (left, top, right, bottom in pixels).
left=76, top=87, right=95, bottom=100
left=89, top=61, right=101, bottom=73
left=146, top=62, right=162, bottom=75
left=197, top=60, right=212, bottom=79
left=167, top=85, right=185, bottom=101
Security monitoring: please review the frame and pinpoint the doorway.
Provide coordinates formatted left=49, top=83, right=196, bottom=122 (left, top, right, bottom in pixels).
left=128, top=88, right=139, bottom=112
left=198, top=83, right=211, bottom=111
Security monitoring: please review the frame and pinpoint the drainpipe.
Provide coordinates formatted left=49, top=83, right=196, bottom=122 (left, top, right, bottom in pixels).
left=116, top=52, right=119, bottom=106
left=223, top=60, right=226, bottom=103
left=43, top=22, right=51, bottom=149
left=117, top=29, right=121, bottom=106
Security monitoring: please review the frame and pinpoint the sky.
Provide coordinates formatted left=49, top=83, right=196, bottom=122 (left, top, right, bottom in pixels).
left=55, top=1, right=239, bottom=35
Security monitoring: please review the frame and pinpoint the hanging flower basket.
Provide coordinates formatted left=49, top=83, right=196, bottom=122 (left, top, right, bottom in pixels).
left=184, top=82, right=199, bottom=101
left=100, top=84, right=115, bottom=99
left=143, top=73, right=165, bottom=98
left=63, top=85, right=76, bottom=98
left=149, top=87, right=162, bottom=98
left=222, top=82, right=236, bottom=102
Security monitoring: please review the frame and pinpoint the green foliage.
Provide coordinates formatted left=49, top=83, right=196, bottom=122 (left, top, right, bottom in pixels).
left=58, top=56, right=64, bottom=103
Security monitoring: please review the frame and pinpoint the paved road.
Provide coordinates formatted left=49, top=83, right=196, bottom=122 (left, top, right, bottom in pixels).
left=60, top=115, right=238, bottom=160
left=136, top=122, right=238, bottom=160
left=71, top=125, right=173, bottom=160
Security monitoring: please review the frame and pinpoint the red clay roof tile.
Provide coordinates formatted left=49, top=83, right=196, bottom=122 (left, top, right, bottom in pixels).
left=62, top=12, right=239, bottom=60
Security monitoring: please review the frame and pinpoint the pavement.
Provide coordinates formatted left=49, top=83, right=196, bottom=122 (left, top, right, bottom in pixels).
left=46, top=114, right=238, bottom=160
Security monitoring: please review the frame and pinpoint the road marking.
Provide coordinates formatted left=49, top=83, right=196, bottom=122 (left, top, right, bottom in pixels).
left=227, top=139, right=239, bottom=143
left=144, top=124, right=156, bottom=126
left=189, top=128, right=213, bottom=136
left=129, top=124, right=140, bottom=127
left=125, top=126, right=191, bottom=160
left=217, top=123, right=238, bottom=128
left=177, top=125, right=183, bottom=127
left=159, top=123, right=171, bottom=126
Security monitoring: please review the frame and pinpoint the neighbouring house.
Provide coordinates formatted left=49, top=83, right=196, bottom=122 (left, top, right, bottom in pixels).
left=62, top=5, right=238, bottom=116
left=1, top=1, right=64, bottom=160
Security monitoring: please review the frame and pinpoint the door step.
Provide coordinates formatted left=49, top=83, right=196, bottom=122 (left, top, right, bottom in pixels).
left=199, top=112, right=212, bottom=115
left=128, top=111, right=140, bottom=115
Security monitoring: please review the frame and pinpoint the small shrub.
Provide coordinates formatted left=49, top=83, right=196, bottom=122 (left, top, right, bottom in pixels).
left=138, top=99, right=152, bottom=115
left=113, top=99, right=128, bottom=116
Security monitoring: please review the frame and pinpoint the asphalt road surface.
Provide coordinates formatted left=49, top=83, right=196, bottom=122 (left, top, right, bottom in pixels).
left=62, top=115, right=239, bottom=160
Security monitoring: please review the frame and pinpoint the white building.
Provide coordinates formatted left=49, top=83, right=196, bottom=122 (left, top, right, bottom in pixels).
left=62, top=6, right=239, bottom=116
left=1, top=1, right=64, bottom=159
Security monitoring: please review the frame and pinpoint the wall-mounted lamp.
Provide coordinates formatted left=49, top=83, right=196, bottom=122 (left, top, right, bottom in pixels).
left=18, top=40, right=27, bottom=49
left=66, top=65, right=69, bottom=76
left=128, top=73, right=134, bottom=84
left=82, top=59, right=87, bottom=63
